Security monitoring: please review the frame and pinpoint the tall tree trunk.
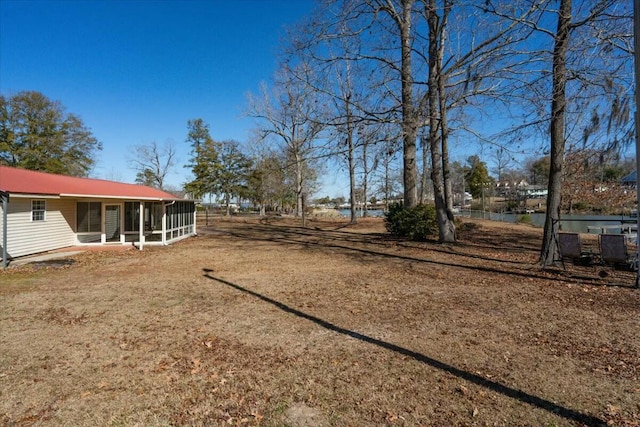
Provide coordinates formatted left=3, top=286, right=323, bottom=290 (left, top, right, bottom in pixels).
left=438, top=118, right=456, bottom=241
left=348, top=132, right=357, bottom=222
left=400, top=0, right=418, bottom=208
left=420, top=128, right=429, bottom=203
left=362, top=141, right=369, bottom=218
left=301, top=192, right=307, bottom=227
left=437, top=15, right=455, bottom=242
left=540, top=0, right=571, bottom=267
left=426, top=0, right=455, bottom=243
left=295, top=150, right=303, bottom=218
left=225, top=193, right=231, bottom=217
left=346, top=97, right=357, bottom=223
left=385, top=150, right=391, bottom=210
left=427, top=68, right=448, bottom=242
left=376, top=0, right=417, bottom=208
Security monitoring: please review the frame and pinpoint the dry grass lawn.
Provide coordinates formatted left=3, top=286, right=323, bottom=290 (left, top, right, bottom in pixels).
left=1, top=216, right=639, bottom=426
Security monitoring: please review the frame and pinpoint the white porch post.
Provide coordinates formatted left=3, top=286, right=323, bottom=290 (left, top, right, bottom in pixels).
left=1, top=191, right=8, bottom=268
left=193, top=205, right=197, bottom=235
left=162, top=204, right=167, bottom=245
left=138, top=201, right=144, bottom=251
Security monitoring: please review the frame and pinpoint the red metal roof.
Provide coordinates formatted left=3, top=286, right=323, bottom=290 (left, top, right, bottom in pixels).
left=0, top=165, right=183, bottom=201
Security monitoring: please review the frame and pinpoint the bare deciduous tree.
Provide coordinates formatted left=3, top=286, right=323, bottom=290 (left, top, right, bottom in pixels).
left=131, top=139, right=176, bottom=190
left=306, top=0, right=542, bottom=242
left=487, top=0, right=633, bottom=267
left=246, top=63, right=325, bottom=222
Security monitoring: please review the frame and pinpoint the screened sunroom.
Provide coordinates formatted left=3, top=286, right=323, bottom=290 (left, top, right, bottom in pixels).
left=75, top=200, right=196, bottom=246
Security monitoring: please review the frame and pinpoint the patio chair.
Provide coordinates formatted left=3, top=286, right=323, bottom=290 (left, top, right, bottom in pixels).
left=558, top=232, right=593, bottom=267
left=599, top=234, right=637, bottom=271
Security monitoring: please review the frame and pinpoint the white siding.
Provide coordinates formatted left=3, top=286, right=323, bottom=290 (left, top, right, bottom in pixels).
left=4, top=198, right=76, bottom=259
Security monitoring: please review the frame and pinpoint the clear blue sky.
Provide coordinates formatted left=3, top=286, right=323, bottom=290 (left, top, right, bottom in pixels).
left=0, top=0, right=319, bottom=191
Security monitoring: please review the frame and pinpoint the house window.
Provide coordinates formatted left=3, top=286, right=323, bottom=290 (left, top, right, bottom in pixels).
left=77, top=202, right=101, bottom=232
left=32, top=200, right=46, bottom=221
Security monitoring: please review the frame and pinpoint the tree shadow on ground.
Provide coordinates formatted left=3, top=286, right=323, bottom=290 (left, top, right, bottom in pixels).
left=205, top=222, right=636, bottom=289
left=202, top=270, right=606, bottom=427
left=213, top=220, right=549, bottom=270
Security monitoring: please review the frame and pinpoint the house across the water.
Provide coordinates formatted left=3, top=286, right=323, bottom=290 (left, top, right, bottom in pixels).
left=0, top=165, right=196, bottom=264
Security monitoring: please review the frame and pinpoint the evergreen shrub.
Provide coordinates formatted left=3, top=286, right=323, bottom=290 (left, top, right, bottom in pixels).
left=384, top=203, right=438, bottom=241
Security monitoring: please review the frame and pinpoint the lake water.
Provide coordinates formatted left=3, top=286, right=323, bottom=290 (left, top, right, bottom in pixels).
left=338, top=208, right=638, bottom=234
left=338, top=209, right=385, bottom=218
left=459, top=211, right=637, bottom=234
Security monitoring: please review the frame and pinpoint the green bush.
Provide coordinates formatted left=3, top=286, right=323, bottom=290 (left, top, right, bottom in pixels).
left=384, top=203, right=438, bottom=241
left=516, top=214, right=532, bottom=225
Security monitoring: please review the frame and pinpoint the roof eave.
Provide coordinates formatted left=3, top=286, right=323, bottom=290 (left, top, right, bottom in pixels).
left=5, top=192, right=61, bottom=199
left=60, top=193, right=167, bottom=201
left=3, top=191, right=187, bottom=202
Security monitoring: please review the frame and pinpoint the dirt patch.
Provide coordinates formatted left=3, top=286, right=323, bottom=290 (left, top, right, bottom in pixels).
left=285, top=403, right=329, bottom=427
left=1, top=217, right=639, bottom=426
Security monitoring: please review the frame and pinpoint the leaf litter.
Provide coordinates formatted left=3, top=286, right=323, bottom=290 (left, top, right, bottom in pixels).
left=0, top=216, right=639, bottom=426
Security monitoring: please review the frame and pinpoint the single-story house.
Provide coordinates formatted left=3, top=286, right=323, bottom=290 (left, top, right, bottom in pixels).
left=0, top=165, right=196, bottom=264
